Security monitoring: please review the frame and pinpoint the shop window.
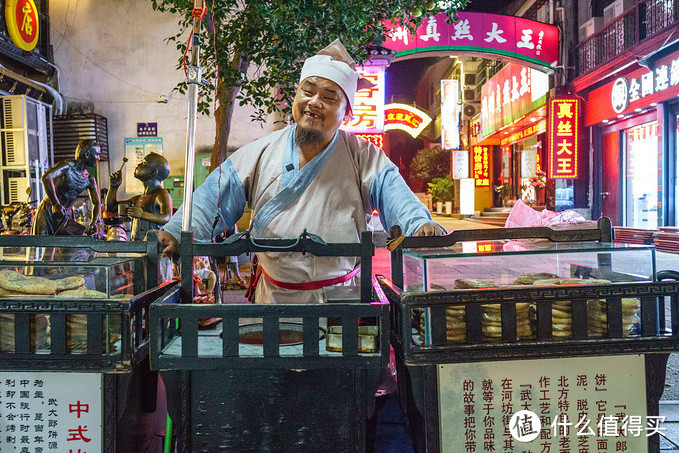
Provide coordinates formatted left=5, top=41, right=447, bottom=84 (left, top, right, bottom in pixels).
left=555, top=179, right=574, bottom=211
left=624, top=122, right=659, bottom=228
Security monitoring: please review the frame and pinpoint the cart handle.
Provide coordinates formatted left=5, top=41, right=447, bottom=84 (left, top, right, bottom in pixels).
left=657, top=270, right=679, bottom=281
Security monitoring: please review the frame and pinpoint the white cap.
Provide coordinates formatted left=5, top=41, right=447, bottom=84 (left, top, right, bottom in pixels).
left=299, top=39, right=374, bottom=113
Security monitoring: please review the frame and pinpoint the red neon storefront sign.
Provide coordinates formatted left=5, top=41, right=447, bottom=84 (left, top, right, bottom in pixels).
left=472, top=145, right=490, bottom=187
left=354, top=133, right=384, bottom=149
left=548, top=98, right=579, bottom=179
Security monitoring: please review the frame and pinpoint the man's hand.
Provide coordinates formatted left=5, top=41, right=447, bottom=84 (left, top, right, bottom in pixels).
left=126, top=206, right=144, bottom=219
left=414, top=222, right=446, bottom=236
left=109, top=170, right=122, bottom=188
left=156, top=230, right=179, bottom=258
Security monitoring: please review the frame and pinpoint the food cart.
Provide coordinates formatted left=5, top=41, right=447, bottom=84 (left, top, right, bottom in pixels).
left=377, top=218, right=679, bottom=453
left=0, top=233, right=173, bottom=453
left=150, top=230, right=389, bottom=451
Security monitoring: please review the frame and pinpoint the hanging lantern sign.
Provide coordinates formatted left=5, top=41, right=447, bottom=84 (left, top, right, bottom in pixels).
left=5, top=0, right=39, bottom=51
left=548, top=98, right=579, bottom=179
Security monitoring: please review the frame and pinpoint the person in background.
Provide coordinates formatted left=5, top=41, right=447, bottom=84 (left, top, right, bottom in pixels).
left=158, top=39, right=444, bottom=304
left=33, top=139, right=101, bottom=235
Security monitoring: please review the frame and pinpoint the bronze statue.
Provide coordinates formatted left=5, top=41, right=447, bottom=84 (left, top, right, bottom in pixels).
left=105, top=152, right=172, bottom=241
left=33, top=139, right=102, bottom=235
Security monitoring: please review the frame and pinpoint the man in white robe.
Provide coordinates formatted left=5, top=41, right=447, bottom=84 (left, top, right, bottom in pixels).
left=159, top=40, right=444, bottom=304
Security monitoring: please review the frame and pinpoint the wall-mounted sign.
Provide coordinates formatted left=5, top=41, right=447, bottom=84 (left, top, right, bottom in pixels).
left=472, top=145, right=491, bottom=186
left=548, top=98, right=579, bottom=179
left=0, top=371, right=103, bottom=452
left=384, top=103, right=432, bottom=138
left=137, top=122, right=158, bottom=137
left=354, top=133, right=384, bottom=149
left=481, top=63, right=549, bottom=138
left=341, top=66, right=385, bottom=133
left=441, top=79, right=460, bottom=149
left=585, top=48, right=679, bottom=126
left=452, top=150, right=469, bottom=179
left=500, top=120, right=546, bottom=146
left=384, top=12, right=559, bottom=70
left=5, top=0, right=39, bottom=51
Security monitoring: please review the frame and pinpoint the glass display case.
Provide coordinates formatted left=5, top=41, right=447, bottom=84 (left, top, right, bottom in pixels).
left=403, top=240, right=656, bottom=291
left=400, top=240, right=657, bottom=345
left=0, top=246, right=147, bottom=298
left=0, top=245, right=150, bottom=356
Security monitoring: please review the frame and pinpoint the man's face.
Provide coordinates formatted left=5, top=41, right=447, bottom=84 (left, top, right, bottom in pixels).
left=292, top=76, right=349, bottom=146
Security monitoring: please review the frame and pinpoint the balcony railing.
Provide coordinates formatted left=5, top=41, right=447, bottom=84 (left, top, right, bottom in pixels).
left=577, top=0, right=679, bottom=77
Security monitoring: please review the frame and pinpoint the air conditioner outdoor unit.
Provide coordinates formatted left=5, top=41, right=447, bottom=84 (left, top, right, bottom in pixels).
left=603, top=0, right=635, bottom=24
left=578, top=16, right=603, bottom=42
left=463, top=102, right=480, bottom=120
left=7, top=177, right=29, bottom=204
left=464, top=89, right=477, bottom=102
left=2, top=96, right=27, bottom=166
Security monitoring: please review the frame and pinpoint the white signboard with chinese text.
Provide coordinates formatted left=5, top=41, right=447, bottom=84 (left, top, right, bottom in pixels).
left=0, top=371, right=102, bottom=452
left=452, top=150, right=469, bottom=179
left=123, top=137, right=164, bottom=197
left=438, top=355, right=648, bottom=453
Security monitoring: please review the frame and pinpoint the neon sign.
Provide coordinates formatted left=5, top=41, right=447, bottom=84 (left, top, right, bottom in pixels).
left=342, top=66, right=385, bottom=133
left=354, top=133, right=384, bottom=149
left=472, top=146, right=490, bottom=186
left=384, top=103, right=432, bottom=138
left=548, top=98, right=579, bottom=179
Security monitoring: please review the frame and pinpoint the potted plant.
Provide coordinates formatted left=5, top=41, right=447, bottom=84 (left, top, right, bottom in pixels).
left=427, top=175, right=454, bottom=214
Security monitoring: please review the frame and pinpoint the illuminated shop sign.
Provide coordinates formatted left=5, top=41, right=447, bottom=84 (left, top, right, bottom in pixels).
left=500, top=120, right=546, bottom=146
left=481, top=63, right=549, bottom=138
left=477, top=242, right=493, bottom=252
left=342, top=67, right=385, bottom=133
left=384, top=12, right=559, bottom=70
left=548, top=98, right=579, bottom=179
left=472, top=145, right=490, bottom=186
left=5, top=0, right=39, bottom=51
left=610, top=59, right=679, bottom=114
left=441, top=79, right=460, bottom=149
left=354, top=133, right=384, bottom=149
left=384, top=103, right=432, bottom=138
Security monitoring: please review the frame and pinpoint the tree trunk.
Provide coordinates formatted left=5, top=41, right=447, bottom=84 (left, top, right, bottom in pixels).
left=210, top=52, right=243, bottom=171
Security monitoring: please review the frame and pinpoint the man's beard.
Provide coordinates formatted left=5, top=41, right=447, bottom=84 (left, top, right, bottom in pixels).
left=295, top=126, right=324, bottom=148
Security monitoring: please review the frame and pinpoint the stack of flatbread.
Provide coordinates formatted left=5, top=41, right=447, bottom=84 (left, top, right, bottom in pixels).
left=587, top=297, right=640, bottom=337
left=526, top=277, right=613, bottom=338
left=454, top=279, right=534, bottom=342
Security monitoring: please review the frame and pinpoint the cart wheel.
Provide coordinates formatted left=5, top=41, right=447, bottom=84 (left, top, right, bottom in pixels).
left=657, top=270, right=679, bottom=281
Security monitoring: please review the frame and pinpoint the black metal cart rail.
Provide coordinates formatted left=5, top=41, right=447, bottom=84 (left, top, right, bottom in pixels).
left=0, top=280, right=178, bottom=371
left=179, top=230, right=375, bottom=303
left=379, top=276, right=679, bottom=365
left=150, top=286, right=390, bottom=370
left=389, top=218, right=613, bottom=289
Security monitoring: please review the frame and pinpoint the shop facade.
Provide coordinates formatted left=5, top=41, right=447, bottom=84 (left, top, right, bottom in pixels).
left=577, top=46, right=679, bottom=227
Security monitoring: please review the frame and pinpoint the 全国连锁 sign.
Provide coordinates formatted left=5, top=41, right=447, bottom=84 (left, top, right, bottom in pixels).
left=5, top=0, right=39, bottom=51
left=384, top=12, right=559, bottom=71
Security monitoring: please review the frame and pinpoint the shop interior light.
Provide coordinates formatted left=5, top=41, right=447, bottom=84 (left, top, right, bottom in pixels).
left=651, top=103, right=658, bottom=106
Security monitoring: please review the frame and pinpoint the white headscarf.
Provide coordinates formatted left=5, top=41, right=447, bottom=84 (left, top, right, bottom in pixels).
left=299, top=39, right=374, bottom=113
